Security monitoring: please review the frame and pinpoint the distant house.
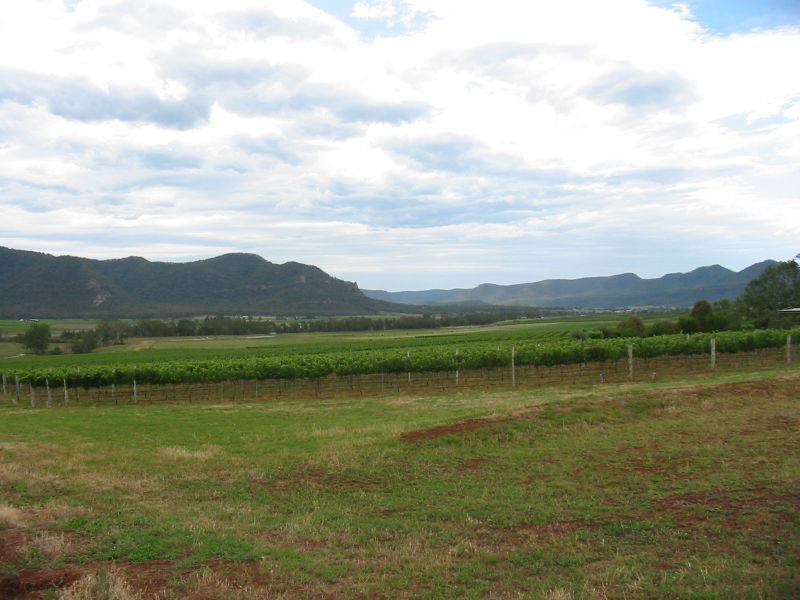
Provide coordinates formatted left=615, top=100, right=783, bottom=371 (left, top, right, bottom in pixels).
left=778, top=308, right=800, bottom=313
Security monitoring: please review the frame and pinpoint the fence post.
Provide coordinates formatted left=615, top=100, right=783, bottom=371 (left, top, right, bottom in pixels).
left=133, top=379, right=137, bottom=404
left=46, top=378, right=52, bottom=408
left=1, top=373, right=6, bottom=398
left=511, top=346, right=516, bottom=387
left=710, top=337, right=716, bottom=369
left=407, top=351, right=411, bottom=385
left=14, top=375, right=20, bottom=406
left=63, top=378, right=69, bottom=405
left=627, top=344, right=634, bottom=381
left=455, top=348, right=459, bottom=386
left=787, top=334, right=792, bottom=364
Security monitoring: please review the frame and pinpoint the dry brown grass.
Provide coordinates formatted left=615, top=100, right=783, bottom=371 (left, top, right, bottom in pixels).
left=31, top=531, right=75, bottom=559
left=0, top=461, right=20, bottom=482
left=58, top=568, right=141, bottom=600
left=543, top=589, right=576, bottom=600
left=170, top=568, right=266, bottom=600
left=158, top=445, right=220, bottom=460
left=0, top=503, right=26, bottom=528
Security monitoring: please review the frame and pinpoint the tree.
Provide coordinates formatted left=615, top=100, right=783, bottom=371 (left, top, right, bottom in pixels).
left=96, top=319, right=131, bottom=345
left=737, top=257, right=800, bottom=325
left=616, top=315, right=646, bottom=337
left=690, top=300, right=713, bottom=331
left=72, top=330, right=99, bottom=354
left=21, top=323, right=51, bottom=354
left=176, top=319, right=197, bottom=336
left=710, top=299, right=740, bottom=331
left=678, top=316, right=699, bottom=333
left=649, top=320, right=680, bottom=336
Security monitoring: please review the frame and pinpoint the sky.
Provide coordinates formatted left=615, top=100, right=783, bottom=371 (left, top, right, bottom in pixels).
left=1, top=0, right=799, bottom=291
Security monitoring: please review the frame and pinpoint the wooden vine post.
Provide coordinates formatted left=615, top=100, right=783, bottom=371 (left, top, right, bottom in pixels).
left=710, top=337, right=716, bottom=369
left=511, top=346, right=516, bottom=387
left=627, top=345, right=634, bottom=381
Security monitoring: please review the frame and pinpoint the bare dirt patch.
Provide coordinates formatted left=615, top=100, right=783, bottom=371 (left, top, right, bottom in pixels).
left=457, top=457, right=491, bottom=473
left=482, top=519, right=603, bottom=548
left=267, top=463, right=382, bottom=492
left=400, top=406, right=547, bottom=442
left=0, top=552, right=180, bottom=599
left=657, top=483, right=800, bottom=530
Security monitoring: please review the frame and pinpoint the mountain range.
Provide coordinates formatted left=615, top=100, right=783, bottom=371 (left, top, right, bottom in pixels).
left=364, top=262, right=775, bottom=309
left=0, top=246, right=775, bottom=318
left=0, top=247, right=391, bottom=318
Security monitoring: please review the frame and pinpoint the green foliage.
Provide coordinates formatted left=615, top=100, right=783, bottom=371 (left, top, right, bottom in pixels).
left=648, top=320, right=680, bottom=336
left=616, top=316, right=646, bottom=337
left=737, top=257, right=800, bottom=325
left=678, top=316, right=699, bottom=333
left=96, top=319, right=132, bottom=345
left=690, top=300, right=713, bottom=331
left=5, top=328, right=798, bottom=389
left=712, top=298, right=741, bottom=330
left=20, top=322, right=51, bottom=355
left=72, top=330, right=99, bottom=354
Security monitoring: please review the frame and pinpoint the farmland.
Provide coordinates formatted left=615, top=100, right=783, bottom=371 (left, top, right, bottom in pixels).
left=1, top=366, right=798, bottom=598
left=1, top=325, right=797, bottom=391
left=1, top=314, right=798, bottom=597
left=0, top=315, right=625, bottom=365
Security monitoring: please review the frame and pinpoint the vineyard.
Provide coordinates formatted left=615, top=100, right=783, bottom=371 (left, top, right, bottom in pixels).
left=2, top=328, right=796, bottom=402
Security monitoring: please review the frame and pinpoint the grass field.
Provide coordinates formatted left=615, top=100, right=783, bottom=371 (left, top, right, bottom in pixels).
left=1, top=366, right=797, bottom=598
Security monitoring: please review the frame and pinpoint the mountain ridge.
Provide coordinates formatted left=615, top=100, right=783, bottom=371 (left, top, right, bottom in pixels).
left=0, top=247, right=393, bottom=318
left=364, top=261, right=776, bottom=308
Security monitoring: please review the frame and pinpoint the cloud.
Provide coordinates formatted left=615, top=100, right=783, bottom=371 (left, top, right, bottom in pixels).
left=221, top=81, right=431, bottom=124
left=585, top=66, right=698, bottom=112
left=0, top=69, right=209, bottom=129
left=351, top=0, right=431, bottom=28
left=0, top=0, right=798, bottom=290
left=223, top=8, right=336, bottom=39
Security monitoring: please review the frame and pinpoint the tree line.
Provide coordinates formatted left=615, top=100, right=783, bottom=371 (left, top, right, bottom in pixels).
left=11, top=311, right=543, bottom=355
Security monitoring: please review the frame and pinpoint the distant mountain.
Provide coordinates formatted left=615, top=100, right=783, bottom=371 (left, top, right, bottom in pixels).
left=0, top=247, right=394, bottom=318
left=364, top=261, right=777, bottom=309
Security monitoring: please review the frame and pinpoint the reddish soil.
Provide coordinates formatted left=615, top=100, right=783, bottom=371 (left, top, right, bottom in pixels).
left=457, top=457, right=491, bottom=473
left=400, top=415, right=510, bottom=442
left=657, top=484, right=800, bottom=529
left=0, top=528, right=182, bottom=599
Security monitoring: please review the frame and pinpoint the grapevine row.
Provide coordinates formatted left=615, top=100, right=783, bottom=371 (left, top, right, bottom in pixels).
left=4, top=328, right=797, bottom=389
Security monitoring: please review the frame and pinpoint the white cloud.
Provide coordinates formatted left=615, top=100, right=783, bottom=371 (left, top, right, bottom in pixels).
left=1, top=0, right=798, bottom=290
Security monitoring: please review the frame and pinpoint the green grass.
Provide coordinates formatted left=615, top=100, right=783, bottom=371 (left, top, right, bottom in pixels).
left=0, top=366, right=797, bottom=598
left=0, top=319, right=98, bottom=335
